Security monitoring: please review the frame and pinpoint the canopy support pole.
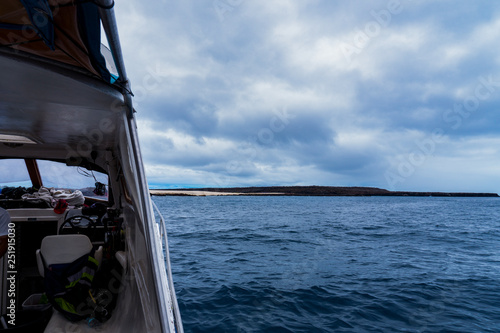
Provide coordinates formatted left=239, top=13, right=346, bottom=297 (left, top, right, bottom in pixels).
left=95, top=0, right=134, bottom=119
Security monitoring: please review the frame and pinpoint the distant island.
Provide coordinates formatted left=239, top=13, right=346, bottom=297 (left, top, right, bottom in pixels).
left=150, top=186, right=499, bottom=197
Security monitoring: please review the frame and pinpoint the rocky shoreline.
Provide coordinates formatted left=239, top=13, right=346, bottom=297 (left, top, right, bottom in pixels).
left=150, top=186, right=499, bottom=197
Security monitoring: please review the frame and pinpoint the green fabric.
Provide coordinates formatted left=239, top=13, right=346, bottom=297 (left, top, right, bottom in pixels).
left=55, top=297, right=78, bottom=315
left=40, top=293, right=49, bottom=304
left=44, top=252, right=99, bottom=321
left=65, top=271, right=95, bottom=288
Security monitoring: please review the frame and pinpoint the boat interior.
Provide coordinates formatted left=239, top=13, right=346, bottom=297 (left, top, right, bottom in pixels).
left=0, top=47, right=175, bottom=332
left=0, top=157, right=158, bottom=332
left=0, top=48, right=180, bottom=333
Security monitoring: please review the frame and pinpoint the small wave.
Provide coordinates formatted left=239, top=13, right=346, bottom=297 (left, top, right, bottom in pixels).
left=157, top=196, right=500, bottom=332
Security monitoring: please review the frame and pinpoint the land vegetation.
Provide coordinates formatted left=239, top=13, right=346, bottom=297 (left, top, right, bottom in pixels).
left=150, top=186, right=499, bottom=197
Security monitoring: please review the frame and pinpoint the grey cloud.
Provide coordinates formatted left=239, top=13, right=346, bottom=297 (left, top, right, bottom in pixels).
left=119, top=1, right=500, bottom=191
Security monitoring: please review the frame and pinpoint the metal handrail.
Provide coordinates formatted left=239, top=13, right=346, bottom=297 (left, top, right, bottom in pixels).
left=152, top=200, right=184, bottom=333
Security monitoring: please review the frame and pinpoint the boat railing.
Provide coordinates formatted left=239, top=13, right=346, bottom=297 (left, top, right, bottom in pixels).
left=152, top=200, right=184, bottom=333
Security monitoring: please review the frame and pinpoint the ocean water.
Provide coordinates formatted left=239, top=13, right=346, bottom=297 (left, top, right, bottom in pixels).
left=153, top=196, right=500, bottom=332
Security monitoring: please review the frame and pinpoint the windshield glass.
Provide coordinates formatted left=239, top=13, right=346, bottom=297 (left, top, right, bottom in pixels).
left=0, top=159, right=108, bottom=200
left=0, top=159, right=31, bottom=187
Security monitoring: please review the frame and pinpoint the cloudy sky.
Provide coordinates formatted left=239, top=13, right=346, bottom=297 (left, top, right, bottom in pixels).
left=113, top=0, right=500, bottom=193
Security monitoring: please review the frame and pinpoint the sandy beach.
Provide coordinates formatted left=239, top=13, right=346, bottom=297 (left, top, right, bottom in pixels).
left=150, top=190, right=285, bottom=196
left=150, top=190, right=244, bottom=196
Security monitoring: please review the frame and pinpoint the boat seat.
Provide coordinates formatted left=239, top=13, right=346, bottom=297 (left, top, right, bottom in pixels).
left=36, top=234, right=103, bottom=277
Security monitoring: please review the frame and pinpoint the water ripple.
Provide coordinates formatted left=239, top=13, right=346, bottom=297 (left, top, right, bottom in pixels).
left=155, top=196, right=500, bottom=332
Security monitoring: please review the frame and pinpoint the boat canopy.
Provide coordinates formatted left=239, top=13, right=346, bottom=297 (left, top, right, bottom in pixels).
left=0, top=0, right=116, bottom=83
left=0, top=0, right=129, bottom=166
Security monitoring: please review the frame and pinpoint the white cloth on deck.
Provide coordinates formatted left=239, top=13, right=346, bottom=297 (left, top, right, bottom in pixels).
left=21, top=187, right=85, bottom=207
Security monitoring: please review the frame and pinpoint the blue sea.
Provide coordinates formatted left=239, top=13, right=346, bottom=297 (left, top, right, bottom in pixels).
left=153, top=196, right=500, bottom=332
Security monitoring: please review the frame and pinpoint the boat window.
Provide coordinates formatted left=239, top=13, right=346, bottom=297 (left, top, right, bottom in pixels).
left=37, top=160, right=108, bottom=200
left=0, top=159, right=108, bottom=200
left=0, top=159, right=31, bottom=187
